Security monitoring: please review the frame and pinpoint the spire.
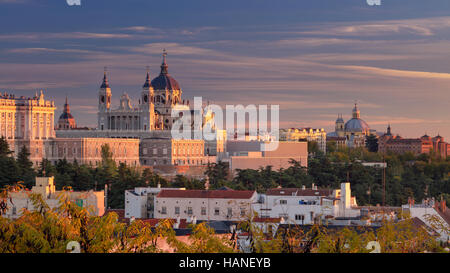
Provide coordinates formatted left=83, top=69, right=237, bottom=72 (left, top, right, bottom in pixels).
left=101, top=67, right=110, bottom=89
left=387, top=123, right=392, bottom=136
left=352, top=101, right=360, bottom=119
left=143, top=65, right=151, bottom=88
left=64, top=95, right=71, bottom=114
left=160, top=49, right=168, bottom=75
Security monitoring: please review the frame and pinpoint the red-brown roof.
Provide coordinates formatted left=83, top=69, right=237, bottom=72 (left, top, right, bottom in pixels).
left=103, top=209, right=127, bottom=222
left=266, top=188, right=332, bottom=197
left=140, top=218, right=189, bottom=229
left=253, top=217, right=282, bottom=223
left=157, top=189, right=256, bottom=199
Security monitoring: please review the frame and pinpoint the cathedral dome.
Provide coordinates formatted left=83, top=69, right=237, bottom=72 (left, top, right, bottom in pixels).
left=151, top=51, right=180, bottom=90
left=344, top=118, right=370, bottom=132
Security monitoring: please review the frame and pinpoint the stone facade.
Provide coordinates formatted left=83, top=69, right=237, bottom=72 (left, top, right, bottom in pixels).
left=140, top=138, right=215, bottom=167
left=280, top=128, right=327, bottom=153
left=46, top=138, right=140, bottom=166
left=379, top=130, right=450, bottom=157
left=0, top=90, right=55, bottom=140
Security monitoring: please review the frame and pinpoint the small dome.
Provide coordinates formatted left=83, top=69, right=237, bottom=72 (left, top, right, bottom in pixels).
left=344, top=118, right=370, bottom=132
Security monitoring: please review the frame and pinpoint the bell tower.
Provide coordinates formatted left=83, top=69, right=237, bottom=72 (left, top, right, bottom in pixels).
left=140, top=66, right=155, bottom=131
left=336, top=114, right=345, bottom=137
left=98, top=67, right=112, bottom=130
left=98, top=67, right=111, bottom=111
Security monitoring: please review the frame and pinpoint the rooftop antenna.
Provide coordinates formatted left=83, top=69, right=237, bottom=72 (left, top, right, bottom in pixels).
left=382, top=155, right=386, bottom=207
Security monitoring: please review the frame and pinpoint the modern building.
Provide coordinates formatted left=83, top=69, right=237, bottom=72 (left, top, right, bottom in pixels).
left=280, top=128, right=327, bottom=153
left=328, top=103, right=377, bottom=148
left=125, top=186, right=186, bottom=219
left=1, top=176, right=105, bottom=219
left=154, top=189, right=258, bottom=221
left=254, top=183, right=359, bottom=225
left=227, top=141, right=308, bottom=173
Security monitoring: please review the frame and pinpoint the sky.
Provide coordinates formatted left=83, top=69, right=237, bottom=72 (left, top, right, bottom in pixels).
left=1, top=0, right=450, bottom=138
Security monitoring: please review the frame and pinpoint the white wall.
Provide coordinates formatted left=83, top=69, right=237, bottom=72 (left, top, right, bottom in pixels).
left=155, top=194, right=257, bottom=221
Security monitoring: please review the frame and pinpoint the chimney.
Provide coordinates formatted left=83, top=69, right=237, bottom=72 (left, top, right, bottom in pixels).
left=302, top=185, right=306, bottom=190
left=311, top=183, right=315, bottom=190
left=173, top=216, right=180, bottom=229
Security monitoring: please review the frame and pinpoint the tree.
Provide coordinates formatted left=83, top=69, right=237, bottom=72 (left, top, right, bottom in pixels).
left=308, top=141, right=320, bottom=155
left=17, top=145, right=36, bottom=188
left=0, top=136, right=12, bottom=157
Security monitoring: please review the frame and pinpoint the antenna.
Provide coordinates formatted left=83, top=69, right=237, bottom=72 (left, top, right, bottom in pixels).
left=383, top=162, right=386, bottom=207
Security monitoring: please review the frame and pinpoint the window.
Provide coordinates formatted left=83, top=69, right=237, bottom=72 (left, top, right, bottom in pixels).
left=227, top=208, right=232, bottom=217
left=161, top=206, right=167, bottom=215
left=187, top=207, right=193, bottom=215
left=295, top=214, right=305, bottom=221
left=240, top=208, right=246, bottom=217
left=153, top=148, right=157, bottom=155
left=175, top=206, right=180, bottom=215
left=214, top=208, right=220, bottom=216
left=201, top=207, right=206, bottom=215
left=280, top=200, right=287, bottom=205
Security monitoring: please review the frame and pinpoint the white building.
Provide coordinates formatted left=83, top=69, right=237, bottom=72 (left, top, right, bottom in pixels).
left=402, top=198, right=450, bottom=242
left=154, top=189, right=258, bottom=221
left=1, top=176, right=105, bottom=219
left=254, top=183, right=359, bottom=225
left=125, top=186, right=185, bottom=219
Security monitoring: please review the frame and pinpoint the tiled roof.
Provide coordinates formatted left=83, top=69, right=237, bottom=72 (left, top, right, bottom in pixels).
left=103, top=209, right=127, bottom=222
left=157, top=189, right=256, bottom=199
left=253, top=217, right=282, bottom=223
left=266, top=188, right=332, bottom=197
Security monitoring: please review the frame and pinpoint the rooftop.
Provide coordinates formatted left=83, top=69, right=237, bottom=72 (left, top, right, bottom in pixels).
left=157, top=189, right=256, bottom=199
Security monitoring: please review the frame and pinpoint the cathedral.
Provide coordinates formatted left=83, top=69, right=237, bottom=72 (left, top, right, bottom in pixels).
left=328, top=103, right=377, bottom=147
left=97, top=51, right=186, bottom=132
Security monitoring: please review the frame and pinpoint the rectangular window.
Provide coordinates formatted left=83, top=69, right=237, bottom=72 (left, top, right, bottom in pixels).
left=175, top=206, right=180, bottom=215
left=280, top=200, right=287, bottom=204
left=161, top=206, right=167, bottom=215
left=214, top=208, right=220, bottom=216
left=187, top=207, right=193, bottom=215
left=240, top=208, right=246, bottom=217
left=227, top=208, right=232, bottom=217
left=295, top=214, right=305, bottom=221
left=201, top=207, right=207, bottom=215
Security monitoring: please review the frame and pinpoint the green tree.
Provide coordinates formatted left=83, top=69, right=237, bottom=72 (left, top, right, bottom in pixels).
left=16, top=145, right=36, bottom=188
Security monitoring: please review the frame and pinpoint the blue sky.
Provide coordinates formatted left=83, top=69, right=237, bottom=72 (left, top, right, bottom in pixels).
left=1, top=0, right=450, bottom=138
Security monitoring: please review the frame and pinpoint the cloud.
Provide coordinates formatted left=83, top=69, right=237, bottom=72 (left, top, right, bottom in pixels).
left=7, top=48, right=93, bottom=54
